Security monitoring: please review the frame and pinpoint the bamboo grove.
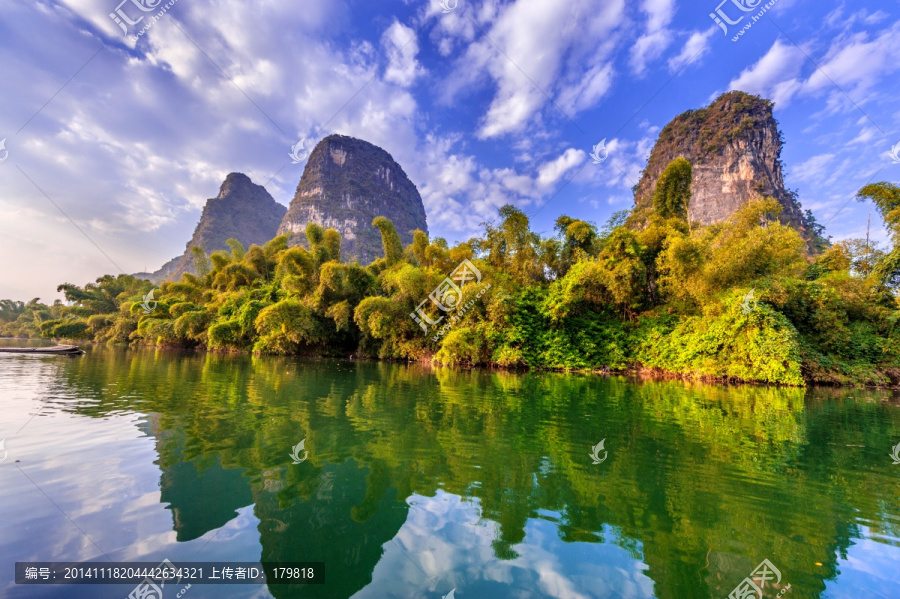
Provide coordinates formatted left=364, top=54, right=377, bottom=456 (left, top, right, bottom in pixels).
left=3, top=168, right=900, bottom=387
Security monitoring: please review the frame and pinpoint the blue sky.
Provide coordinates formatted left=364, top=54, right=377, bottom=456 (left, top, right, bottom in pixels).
left=1, top=0, right=899, bottom=301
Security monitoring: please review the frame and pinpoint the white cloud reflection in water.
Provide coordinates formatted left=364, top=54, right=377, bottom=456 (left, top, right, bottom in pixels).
left=354, top=490, right=654, bottom=598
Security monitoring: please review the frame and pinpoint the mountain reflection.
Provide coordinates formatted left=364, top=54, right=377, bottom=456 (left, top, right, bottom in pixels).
left=51, top=348, right=900, bottom=598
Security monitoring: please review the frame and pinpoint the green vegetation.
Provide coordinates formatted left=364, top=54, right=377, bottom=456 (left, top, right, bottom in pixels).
left=3, top=178, right=900, bottom=387
left=655, top=90, right=773, bottom=156
left=651, top=157, right=692, bottom=220
left=46, top=351, right=900, bottom=598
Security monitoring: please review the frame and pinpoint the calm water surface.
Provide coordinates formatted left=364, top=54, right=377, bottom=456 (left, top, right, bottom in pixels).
left=1, top=344, right=899, bottom=598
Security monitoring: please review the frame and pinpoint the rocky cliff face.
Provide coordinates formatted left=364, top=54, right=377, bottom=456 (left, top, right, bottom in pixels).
left=143, top=173, right=286, bottom=282
left=633, top=91, right=803, bottom=228
left=278, top=135, right=428, bottom=264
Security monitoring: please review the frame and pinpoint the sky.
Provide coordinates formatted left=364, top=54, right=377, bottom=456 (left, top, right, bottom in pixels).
left=1, top=0, right=899, bottom=302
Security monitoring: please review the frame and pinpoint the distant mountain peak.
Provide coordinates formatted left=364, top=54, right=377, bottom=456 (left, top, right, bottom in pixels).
left=217, top=172, right=254, bottom=196
left=142, top=172, right=286, bottom=283
left=141, top=136, right=428, bottom=282
left=632, top=90, right=803, bottom=228
left=278, top=135, right=428, bottom=263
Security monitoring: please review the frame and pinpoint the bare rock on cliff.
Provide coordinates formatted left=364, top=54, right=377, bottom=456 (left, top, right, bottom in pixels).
left=145, top=173, right=286, bottom=282
left=633, top=91, right=803, bottom=228
left=278, top=135, right=428, bottom=264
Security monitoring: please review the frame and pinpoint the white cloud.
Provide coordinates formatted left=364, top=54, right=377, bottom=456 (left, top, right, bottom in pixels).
left=643, top=0, right=675, bottom=31
left=848, top=125, right=879, bottom=145
left=537, top=148, right=586, bottom=188
left=428, top=2, right=478, bottom=58
left=7, top=0, right=623, bottom=299
left=441, top=0, right=625, bottom=139
left=0, top=0, right=426, bottom=299
left=4, top=0, right=899, bottom=303
left=727, top=40, right=806, bottom=106
left=382, top=20, right=424, bottom=87
left=790, top=153, right=867, bottom=195
left=629, top=30, right=671, bottom=77
left=366, top=492, right=656, bottom=599
left=561, top=137, right=647, bottom=198
left=667, top=27, right=716, bottom=73
left=803, top=24, right=900, bottom=100
left=791, top=153, right=835, bottom=182
left=629, top=0, right=676, bottom=76
left=415, top=139, right=592, bottom=238
left=825, top=6, right=890, bottom=30
left=555, top=63, right=615, bottom=116
left=727, top=22, right=900, bottom=113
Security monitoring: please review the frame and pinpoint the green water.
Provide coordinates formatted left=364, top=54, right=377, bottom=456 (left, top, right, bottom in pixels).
left=1, top=345, right=899, bottom=598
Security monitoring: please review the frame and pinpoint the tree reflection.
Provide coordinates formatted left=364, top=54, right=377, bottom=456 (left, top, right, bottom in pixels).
left=56, top=348, right=900, bottom=598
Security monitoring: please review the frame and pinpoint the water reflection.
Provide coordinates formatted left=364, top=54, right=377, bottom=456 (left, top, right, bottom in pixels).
left=0, top=346, right=898, bottom=598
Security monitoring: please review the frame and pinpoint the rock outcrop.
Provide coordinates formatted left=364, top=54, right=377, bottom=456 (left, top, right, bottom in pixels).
left=633, top=91, right=803, bottom=228
left=278, top=135, right=428, bottom=264
left=142, top=173, right=286, bottom=282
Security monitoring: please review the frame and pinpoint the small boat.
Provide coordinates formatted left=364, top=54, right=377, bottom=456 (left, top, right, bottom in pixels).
left=0, top=345, right=85, bottom=355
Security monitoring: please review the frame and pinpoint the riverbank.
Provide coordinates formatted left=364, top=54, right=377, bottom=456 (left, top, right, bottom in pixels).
left=24, top=335, right=900, bottom=390
left=4, top=198, right=899, bottom=390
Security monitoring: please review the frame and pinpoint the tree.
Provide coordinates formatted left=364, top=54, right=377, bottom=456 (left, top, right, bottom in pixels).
left=857, top=182, right=900, bottom=287
left=657, top=198, right=806, bottom=307
left=191, top=246, right=211, bottom=278
left=372, top=217, right=404, bottom=266
left=553, top=216, right=600, bottom=277
left=652, top=158, right=692, bottom=220
left=857, top=182, right=900, bottom=240
left=57, top=274, right=151, bottom=316
left=225, top=238, right=246, bottom=261
left=480, top=205, right=543, bottom=284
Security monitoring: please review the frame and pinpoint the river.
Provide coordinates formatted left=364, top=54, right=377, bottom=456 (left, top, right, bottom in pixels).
left=1, top=344, right=899, bottom=598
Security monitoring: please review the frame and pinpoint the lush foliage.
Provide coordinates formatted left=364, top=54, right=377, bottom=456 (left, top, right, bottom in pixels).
left=655, top=90, right=774, bottom=156
left=651, top=157, right=692, bottom=220
left=4, top=181, right=900, bottom=387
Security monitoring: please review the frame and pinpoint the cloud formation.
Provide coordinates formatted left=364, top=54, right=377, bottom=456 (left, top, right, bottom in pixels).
left=1, top=0, right=899, bottom=301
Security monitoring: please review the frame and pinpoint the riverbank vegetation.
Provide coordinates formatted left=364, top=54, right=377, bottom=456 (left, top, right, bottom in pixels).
left=3, top=176, right=900, bottom=387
